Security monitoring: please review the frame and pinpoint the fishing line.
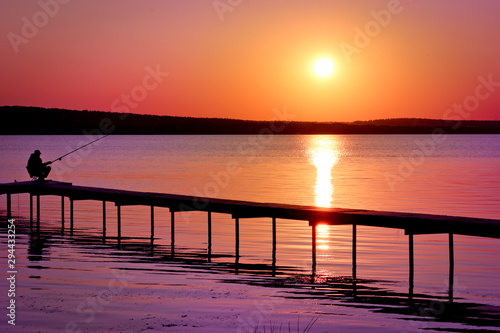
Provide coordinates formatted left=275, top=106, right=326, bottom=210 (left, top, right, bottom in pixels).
left=50, top=134, right=110, bottom=163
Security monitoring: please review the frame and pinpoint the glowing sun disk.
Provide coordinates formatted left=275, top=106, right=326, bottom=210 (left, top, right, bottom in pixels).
left=313, top=58, right=334, bottom=77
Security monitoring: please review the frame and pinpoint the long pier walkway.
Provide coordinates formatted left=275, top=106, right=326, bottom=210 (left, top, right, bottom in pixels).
left=2, top=180, right=500, bottom=300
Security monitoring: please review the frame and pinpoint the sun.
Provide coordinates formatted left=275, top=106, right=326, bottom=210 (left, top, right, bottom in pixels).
left=313, top=58, right=334, bottom=77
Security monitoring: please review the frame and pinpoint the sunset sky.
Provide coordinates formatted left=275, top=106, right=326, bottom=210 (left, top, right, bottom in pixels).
left=1, top=0, right=500, bottom=122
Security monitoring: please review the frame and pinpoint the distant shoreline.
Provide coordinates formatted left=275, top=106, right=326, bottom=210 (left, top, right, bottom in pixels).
left=2, top=106, right=500, bottom=135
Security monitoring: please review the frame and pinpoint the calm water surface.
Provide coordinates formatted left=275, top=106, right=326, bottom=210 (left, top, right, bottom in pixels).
left=1, top=134, right=499, bottom=331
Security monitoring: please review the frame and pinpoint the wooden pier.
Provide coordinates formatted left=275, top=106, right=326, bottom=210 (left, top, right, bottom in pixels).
left=2, top=180, right=500, bottom=299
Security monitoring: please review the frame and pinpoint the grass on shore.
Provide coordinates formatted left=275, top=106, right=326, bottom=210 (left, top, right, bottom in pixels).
left=252, top=316, right=320, bottom=333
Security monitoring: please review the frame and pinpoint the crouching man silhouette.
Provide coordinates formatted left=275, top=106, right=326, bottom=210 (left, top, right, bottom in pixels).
left=27, top=150, right=52, bottom=181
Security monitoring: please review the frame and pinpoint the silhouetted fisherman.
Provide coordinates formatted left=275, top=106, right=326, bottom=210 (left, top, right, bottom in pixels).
left=27, top=150, right=52, bottom=181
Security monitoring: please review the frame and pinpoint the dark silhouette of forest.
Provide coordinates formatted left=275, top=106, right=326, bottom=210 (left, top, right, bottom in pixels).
left=2, top=106, right=500, bottom=135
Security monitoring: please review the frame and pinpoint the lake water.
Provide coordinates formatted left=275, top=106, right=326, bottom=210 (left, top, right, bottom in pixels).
left=1, top=134, right=500, bottom=332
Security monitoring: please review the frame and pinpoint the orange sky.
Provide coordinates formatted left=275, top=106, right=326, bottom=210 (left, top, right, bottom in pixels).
left=1, top=0, right=500, bottom=122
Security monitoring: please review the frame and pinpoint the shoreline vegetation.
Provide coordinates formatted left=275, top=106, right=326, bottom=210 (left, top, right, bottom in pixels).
left=2, top=105, right=500, bottom=135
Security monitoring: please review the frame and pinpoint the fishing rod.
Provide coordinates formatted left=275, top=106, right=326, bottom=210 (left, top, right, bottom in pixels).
left=49, top=134, right=110, bottom=163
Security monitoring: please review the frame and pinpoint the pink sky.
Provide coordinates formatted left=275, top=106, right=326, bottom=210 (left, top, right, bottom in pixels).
left=1, top=0, right=500, bottom=122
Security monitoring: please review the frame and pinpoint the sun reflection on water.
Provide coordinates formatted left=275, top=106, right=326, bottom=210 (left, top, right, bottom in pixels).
left=308, top=136, right=341, bottom=208
left=316, top=224, right=330, bottom=250
left=308, top=136, right=343, bottom=263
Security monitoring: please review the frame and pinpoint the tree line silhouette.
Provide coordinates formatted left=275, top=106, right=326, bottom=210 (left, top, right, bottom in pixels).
left=2, top=106, right=500, bottom=135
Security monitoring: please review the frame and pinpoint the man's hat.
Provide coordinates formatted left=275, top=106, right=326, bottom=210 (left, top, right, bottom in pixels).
left=34, top=150, right=41, bottom=155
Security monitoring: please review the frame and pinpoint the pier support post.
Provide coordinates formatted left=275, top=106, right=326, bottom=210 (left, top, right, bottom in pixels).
left=102, top=201, right=106, bottom=239
left=30, top=194, right=33, bottom=228
left=150, top=206, right=154, bottom=244
left=208, top=211, right=212, bottom=261
left=7, top=193, right=11, bottom=219
left=409, top=232, right=414, bottom=300
left=171, top=210, right=175, bottom=256
left=36, top=195, right=40, bottom=231
left=449, top=233, right=454, bottom=302
left=235, top=217, right=240, bottom=263
left=272, top=217, right=277, bottom=267
left=312, top=223, right=317, bottom=275
left=117, top=205, right=121, bottom=245
left=352, top=223, right=357, bottom=280
left=61, top=196, right=65, bottom=231
left=70, top=198, right=74, bottom=235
